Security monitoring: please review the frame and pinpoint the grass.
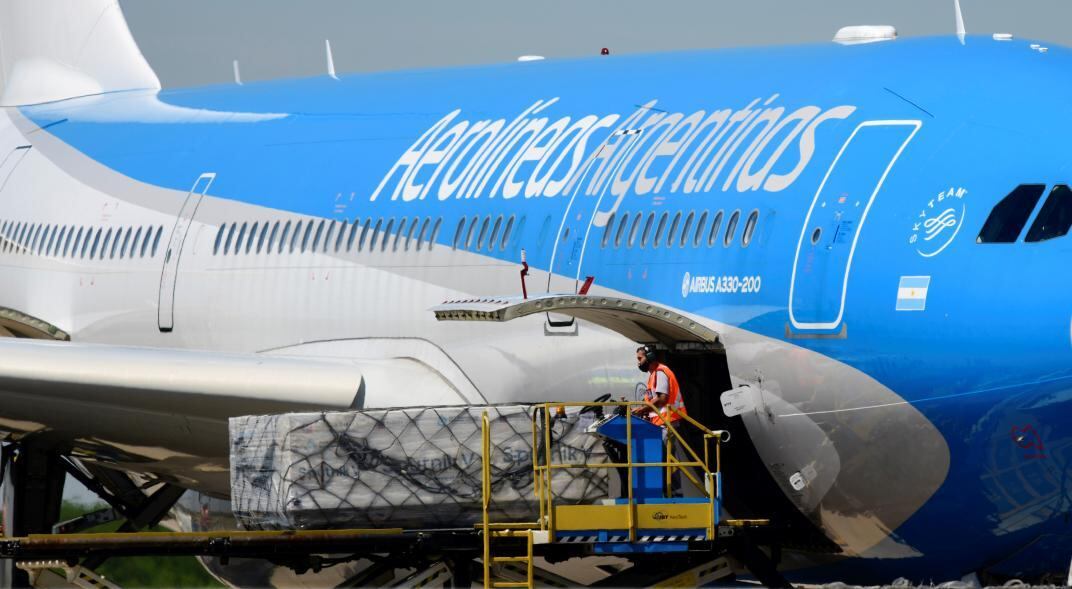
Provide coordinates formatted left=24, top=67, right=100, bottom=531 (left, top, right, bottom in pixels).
left=58, top=500, right=226, bottom=588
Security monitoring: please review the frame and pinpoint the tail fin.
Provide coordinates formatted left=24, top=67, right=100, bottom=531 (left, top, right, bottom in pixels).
left=0, top=0, right=160, bottom=106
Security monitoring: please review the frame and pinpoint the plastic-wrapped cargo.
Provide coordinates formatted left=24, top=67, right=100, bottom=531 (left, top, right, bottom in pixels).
left=230, top=405, right=608, bottom=530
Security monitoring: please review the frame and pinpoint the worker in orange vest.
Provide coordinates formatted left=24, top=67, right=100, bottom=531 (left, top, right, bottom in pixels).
left=635, top=345, right=687, bottom=497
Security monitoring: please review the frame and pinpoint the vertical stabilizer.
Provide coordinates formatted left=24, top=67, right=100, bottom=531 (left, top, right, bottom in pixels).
left=0, top=0, right=160, bottom=106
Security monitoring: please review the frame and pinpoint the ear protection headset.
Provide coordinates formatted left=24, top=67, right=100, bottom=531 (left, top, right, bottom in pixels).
left=641, top=345, right=657, bottom=363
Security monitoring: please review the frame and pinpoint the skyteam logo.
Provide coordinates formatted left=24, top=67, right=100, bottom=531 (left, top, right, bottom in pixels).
left=682, top=272, right=691, bottom=298
left=910, top=186, right=967, bottom=258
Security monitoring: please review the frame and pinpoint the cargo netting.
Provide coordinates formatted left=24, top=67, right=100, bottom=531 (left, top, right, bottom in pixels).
left=230, top=405, right=608, bottom=530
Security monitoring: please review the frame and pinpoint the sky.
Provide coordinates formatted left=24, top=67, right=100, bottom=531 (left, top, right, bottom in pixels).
left=120, top=0, right=1072, bottom=88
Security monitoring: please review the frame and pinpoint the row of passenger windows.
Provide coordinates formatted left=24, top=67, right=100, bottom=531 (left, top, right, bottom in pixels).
left=601, top=208, right=760, bottom=250
left=0, top=221, right=164, bottom=260
left=213, top=216, right=444, bottom=256
left=979, top=184, right=1072, bottom=243
left=451, top=214, right=521, bottom=252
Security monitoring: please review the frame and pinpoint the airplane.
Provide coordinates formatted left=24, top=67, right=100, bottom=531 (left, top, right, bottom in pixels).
left=0, top=0, right=1068, bottom=585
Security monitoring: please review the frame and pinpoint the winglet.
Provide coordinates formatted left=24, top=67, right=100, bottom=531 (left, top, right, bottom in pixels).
left=325, top=39, right=338, bottom=80
left=954, top=0, right=966, bottom=45
left=233, top=60, right=243, bottom=85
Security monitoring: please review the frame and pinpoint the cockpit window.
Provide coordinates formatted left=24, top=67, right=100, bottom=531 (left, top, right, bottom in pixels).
left=977, top=184, right=1045, bottom=243
left=1025, top=184, right=1072, bottom=242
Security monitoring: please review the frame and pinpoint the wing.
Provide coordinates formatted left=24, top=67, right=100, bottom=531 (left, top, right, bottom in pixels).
left=0, top=338, right=463, bottom=495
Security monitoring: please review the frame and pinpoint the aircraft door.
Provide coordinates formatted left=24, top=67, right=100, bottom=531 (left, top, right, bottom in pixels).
left=158, top=173, right=215, bottom=332
left=788, top=121, right=919, bottom=332
left=0, top=146, right=31, bottom=198
left=547, top=129, right=645, bottom=293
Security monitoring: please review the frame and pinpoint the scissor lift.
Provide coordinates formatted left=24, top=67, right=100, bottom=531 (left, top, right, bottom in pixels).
left=479, top=401, right=768, bottom=589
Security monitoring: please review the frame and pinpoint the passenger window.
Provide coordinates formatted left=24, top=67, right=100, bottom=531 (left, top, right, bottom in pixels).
left=151, top=226, right=163, bottom=257
left=707, top=211, right=724, bottom=247
left=269, top=221, right=282, bottom=253
left=366, top=218, right=381, bottom=252
left=614, top=211, right=629, bottom=248
left=81, top=227, right=92, bottom=258
left=141, top=227, right=152, bottom=257
left=430, top=217, right=443, bottom=250
left=1025, top=185, right=1072, bottom=242
left=224, top=223, right=237, bottom=255
left=300, top=221, right=313, bottom=253
left=627, top=212, right=643, bottom=247
left=313, top=220, right=327, bottom=252
left=465, top=217, right=479, bottom=249
left=256, top=222, right=269, bottom=254
left=311, top=220, right=324, bottom=252
left=680, top=212, right=695, bottom=247
left=69, top=227, right=82, bottom=258
left=108, top=228, right=119, bottom=259
left=130, top=227, right=142, bottom=259
left=499, top=216, right=514, bottom=251
left=43, top=226, right=55, bottom=255
left=360, top=216, right=373, bottom=251
left=346, top=219, right=360, bottom=252
left=406, top=217, right=421, bottom=251
left=392, top=217, right=407, bottom=252
left=24, top=224, right=36, bottom=253
left=640, top=213, right=655, bottom=248
left=453, top=217, right=466, bottom=250
left=380, top=218, right=394, bottom=251
left=413, top=217, right=429, bottom=252
left=476, top=216, right=490, bottom=250
left=118, top=227, right=130, bottom=258
left=55, top=226, right=69, bottom=257
left=390, top=217, right=405, bottom=252
left=723, top=210, right=740, bottom=247
left=741, top=210, right=759, bottom=247
left=244, top=222, right=257, bottom=254
left=236, top=223, right=249, bottom=254
left=667, top=212, right=681, bottom=248
left=653, top=212, right=668, bottom=248
left=89, top=228, right=101, bottom=259
left=602, top=213, right=616, bottom=249
left=694, top=211, right=708, bottom=247
left=489, top=215, right=503, bottom=251
left=288, top=221, right=302, bottom=253
left=977, top=184, right=1046, bottom=243
left=72, top=226, right=85, bottom=256
left=415, top=218, right=429, bottom=252
left=326, top=220, right=340, bottom=252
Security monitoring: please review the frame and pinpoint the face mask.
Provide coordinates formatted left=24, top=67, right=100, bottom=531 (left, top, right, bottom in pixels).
left=638, top=360, right=650, bottom=372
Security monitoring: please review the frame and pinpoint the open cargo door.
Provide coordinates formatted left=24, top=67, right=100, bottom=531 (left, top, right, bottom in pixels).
left=432, top=294, right=730, bottom=470
left=432, top=294, right=720, bottom=348
left=432, top=294, right=840, bottom=552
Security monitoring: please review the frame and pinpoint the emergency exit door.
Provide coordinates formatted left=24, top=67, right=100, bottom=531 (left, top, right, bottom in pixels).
left=158, top=173, right=215, bottom=332
left=788, top=121, right=920, bottom=331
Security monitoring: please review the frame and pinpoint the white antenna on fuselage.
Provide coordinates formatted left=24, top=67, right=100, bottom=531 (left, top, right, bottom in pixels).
left=954, top=0, right=966, bottom=45
left=325, top=39, right=338, bottom=80
left=233, top=60, right=243, bottom=85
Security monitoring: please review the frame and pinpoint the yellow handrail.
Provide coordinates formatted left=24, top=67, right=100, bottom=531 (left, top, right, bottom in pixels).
left=481, top=411, right=491, bottom=589
left=529, top=400, right=726, bottom=543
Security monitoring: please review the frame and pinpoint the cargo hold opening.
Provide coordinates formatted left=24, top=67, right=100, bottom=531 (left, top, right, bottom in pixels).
left=432, top=294, right=839, bottom=553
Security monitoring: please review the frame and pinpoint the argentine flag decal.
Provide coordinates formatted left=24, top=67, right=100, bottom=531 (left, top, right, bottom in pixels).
left=896, top=276, right=930, bottom=311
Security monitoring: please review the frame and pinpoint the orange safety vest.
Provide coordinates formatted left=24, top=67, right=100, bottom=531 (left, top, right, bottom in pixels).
left=644, top=362, right=686, bottom=426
